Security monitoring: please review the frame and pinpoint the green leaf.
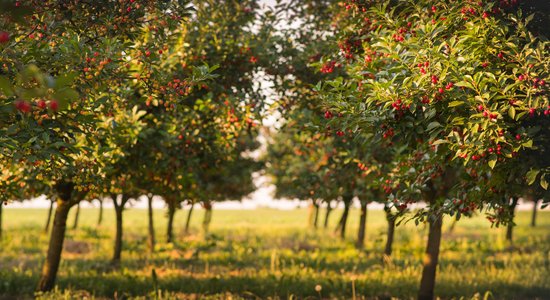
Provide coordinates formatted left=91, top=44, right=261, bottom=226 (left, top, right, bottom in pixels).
left=448, top=101, right=463, bottom=107
left=427, top=121, right=441, bottom=131
left=541, top=175, right=548, bottom=190
left=526, top=169, right=539, bottom=185
left=522, top=139, right=533, bottom=148
left=508, top=106, right=516, bottom=119
left=488, top=159, right=497, bottom=169
left=431, top=139, right=448, bottom=145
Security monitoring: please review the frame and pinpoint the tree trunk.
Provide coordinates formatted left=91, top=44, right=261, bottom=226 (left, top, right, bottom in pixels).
left=202, top=205, right=212, bottom=234
left=313, top=200, right=320, bottom=228
left=324, top=201, right=332, bottom=228
left=384, top=209, right=396, bottom=257
left=97, top=199, right=103, bottom=226
left=531, top=198, right=538, bottom=227
left=72, top=203, right=80, bottom=230
left=506, top=197, right=518, bottom=243
left=356, top=201, right=367, bottom=249
left=307, top=200, right=314, bottom=227
left=112, top=194, right=128, bottom=265
left=335, top=199, right=351, bottom=239
left=418, top=215, right=443, bottom=300
left=166, top=201, right=176, bottom=243
left=147, top=195, right=155, bottom=251
left=44, top=201, right=54, bottom=233
left=37, top=180, right=76, bottom=292
left=185, top=202, right=194, bottom=233
left=447, top=215, right=458, bottom=234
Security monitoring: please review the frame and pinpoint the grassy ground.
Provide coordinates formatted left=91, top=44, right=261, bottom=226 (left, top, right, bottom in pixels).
left=0, top=206, right=549, bottom=299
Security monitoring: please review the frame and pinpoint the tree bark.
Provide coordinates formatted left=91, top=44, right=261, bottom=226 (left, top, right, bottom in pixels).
left=334, top=198, right=351, bottom=239
left=506, top=197, right=518, bottom=243
left=185, top=202, right=194, bottom=233
left=202, top=204, right=212, bottom=234
left=147, top=195, right=155, bottom=251
left=97, top=199, right=103, bottom=226
left=112, top=194, right=128, bottom=265
left=531, top=198, right=538, bottom=227
left=356, top=200, right=367, bottom=249
left=418, top=215, right=443, bottom=300
left=384, top=209, right=396, bottom=257
left=313, top=200, right=320, bottom=228
left=324, top=201, right=332, bottom=228
left=72, top=203, right=80, bottom=230
left=37, top=181, right=75, bottom=292
left=44, top=201, right=54, bottom=233
left=447, top=215, right=458, bottom=234
left=166, top=201, right=176, bottom=243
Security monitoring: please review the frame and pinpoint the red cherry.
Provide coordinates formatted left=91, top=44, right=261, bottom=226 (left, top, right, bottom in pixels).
left=515, top=134, right=521, bottom=141
left=336, top=130, right=345, bottom=137
left=37, top=99, right=47, bottom=109
left=49, top=100, right=59, bottom=111
left=529, top=108, right=535, bottom=117
left=431, top=75, right=438, bottom=84
left=158, top=50, right=163, bottom=54
left=438, top=88, right=444, bottom=94
left=478, top=105, right=484, bottom=111
left=518, top=74, right=525, bottom=81
left=145, top=50, right=151, bottom=57
left=0, top=31, right=9, bottom=43
left=15, top=100, right=32, bottom=113
left=497, top=52, right=504, bottom=59
left=431, top=6, right=437, bottom=13
left=324, top=111, right=333, bottom=119
left=178, top=135, right=183, bottom=140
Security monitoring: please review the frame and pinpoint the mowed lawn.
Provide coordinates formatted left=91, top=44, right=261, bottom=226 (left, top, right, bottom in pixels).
left=0, top=206, right=549, bottom=299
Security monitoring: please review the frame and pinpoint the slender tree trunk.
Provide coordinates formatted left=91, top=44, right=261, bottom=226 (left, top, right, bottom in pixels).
left=202, top=205, right=212, bottom=234
left=335, top=199, right=351, bottom=239
left=418, top=215, right=443, bottom=300
left=72, top=203, right=80, bottom=230
left=324, top=201, right=332, bottom=229
left=166, top=201, right=176, bottom=243
left=356, top=201, right=367, bottom=249
left=147, top=195, right=155, bottom=251
left=531, top=198, right=538, bottom=227
left=44, top=201, right=54, bottom=233
left=185, top=202, right=194, bottom=233
left=506, top=197, right=518, bottom=243
left=37, top=180, right=77, bottom=292
left=97, top=200, right=103, bottom=226
left=307, top=200, right=314, bottom=227
left=447, top=215, right=458, bottom=234
left=384, top=209, right=396, bottom=257
left=313, top=200, right=320, bottom=228
left=112, top=194, right=128, bottom=265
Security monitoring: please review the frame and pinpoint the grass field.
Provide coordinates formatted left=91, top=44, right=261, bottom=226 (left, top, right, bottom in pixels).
left=0, top=207, right=549, bottom=299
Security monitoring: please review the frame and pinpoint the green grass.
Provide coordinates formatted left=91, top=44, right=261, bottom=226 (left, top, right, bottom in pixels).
left=1, top=207, right=549, bottom=299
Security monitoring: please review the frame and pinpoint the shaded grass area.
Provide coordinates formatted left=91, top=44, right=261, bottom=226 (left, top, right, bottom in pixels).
left=1, top=207, right=549, bottom=299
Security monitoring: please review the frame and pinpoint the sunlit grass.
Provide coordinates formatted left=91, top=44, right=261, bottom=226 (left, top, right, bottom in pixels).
left=1, top=207, right=549, bottom=299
